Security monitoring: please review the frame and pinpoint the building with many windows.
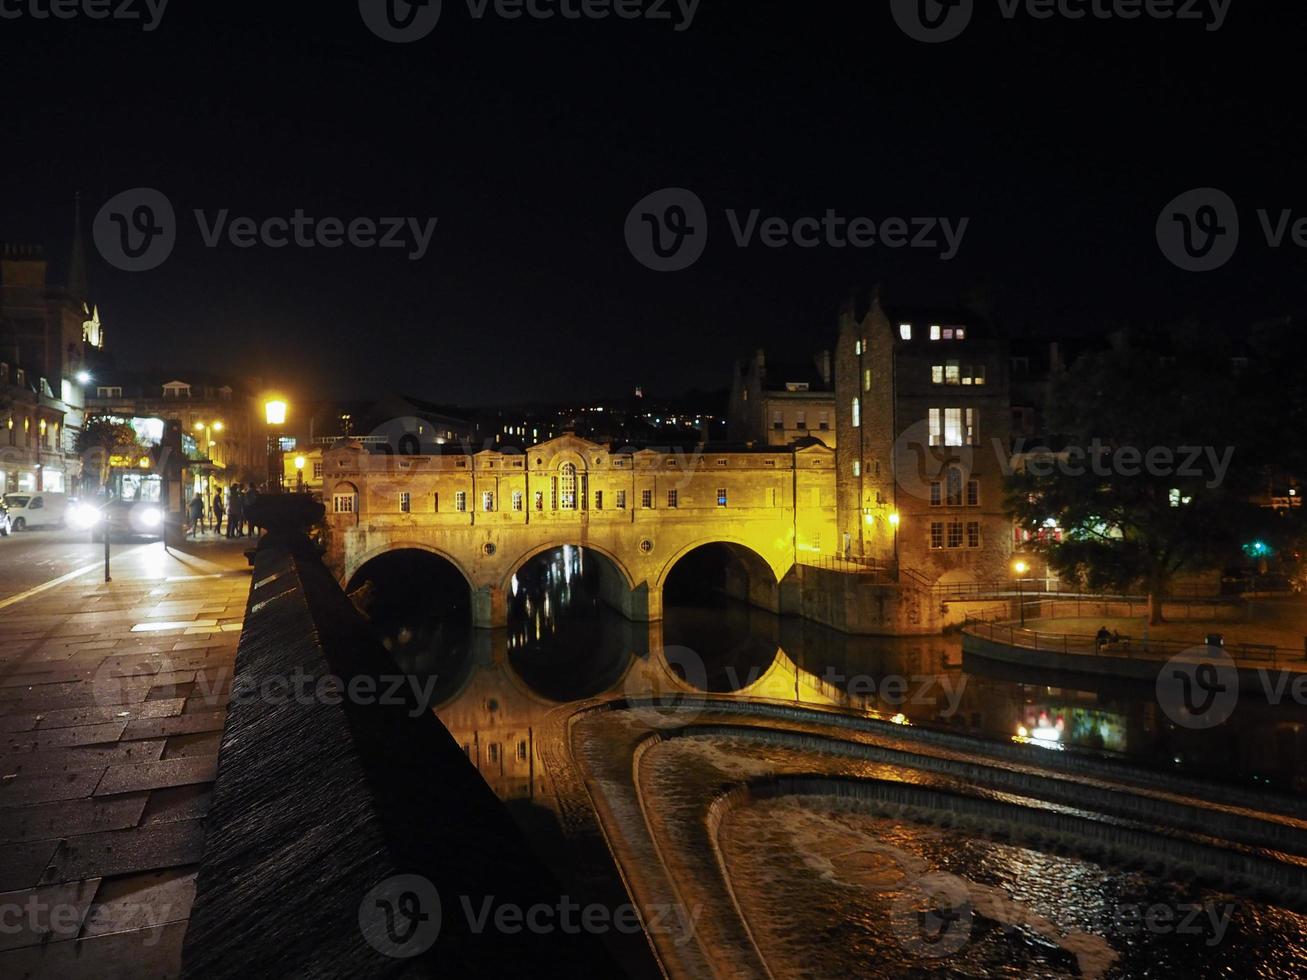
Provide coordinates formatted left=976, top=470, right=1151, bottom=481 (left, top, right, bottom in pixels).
left=85, top=374, right=264, bottom=491
left=833, top=291, right=1013, bottom=584
left=0, top=221, right=103, bottom=493
left=728, top=349, right=836, bottom=448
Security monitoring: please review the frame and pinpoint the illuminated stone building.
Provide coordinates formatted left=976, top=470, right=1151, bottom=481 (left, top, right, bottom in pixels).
left=833, top=291, right=1014, bottom=585
left=86, top=374, right=263, bottom=487
left=0, top=225, right=102, bottom=493
left=323, top=433, right=837, bottom=628
left=728, top=349, right=836, bottom=448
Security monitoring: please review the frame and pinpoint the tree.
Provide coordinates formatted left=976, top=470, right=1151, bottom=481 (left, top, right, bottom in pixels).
left=1007, top=343, right=1258, bottom=623
left=76, top=416, right=146, bottom=491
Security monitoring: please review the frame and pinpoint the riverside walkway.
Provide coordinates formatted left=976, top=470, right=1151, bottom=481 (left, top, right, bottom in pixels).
left=963, top=619, right=1307, bottom=676
left=0, top=538, right=250, bottom=978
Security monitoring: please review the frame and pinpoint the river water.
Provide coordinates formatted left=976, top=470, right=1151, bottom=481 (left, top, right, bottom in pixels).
left=371, top=545, right=1307, bottom=978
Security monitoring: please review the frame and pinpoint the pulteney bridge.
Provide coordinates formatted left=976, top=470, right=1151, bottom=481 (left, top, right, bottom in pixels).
left=321, top=434, right=838, bottom=628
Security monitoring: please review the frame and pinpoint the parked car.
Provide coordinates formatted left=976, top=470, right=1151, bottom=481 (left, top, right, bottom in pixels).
left=1, top=492, right=68, bottom=531
left=0, top=500, right=10, bottom=536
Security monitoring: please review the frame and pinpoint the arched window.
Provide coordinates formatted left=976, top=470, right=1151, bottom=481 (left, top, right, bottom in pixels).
left=559, top=462, right=577, bottom=510
left=945, top=467, right=964, bottom=506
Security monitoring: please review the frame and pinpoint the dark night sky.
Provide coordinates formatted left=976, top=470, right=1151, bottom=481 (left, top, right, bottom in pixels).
left=2, top=1, right=1304, bottom=404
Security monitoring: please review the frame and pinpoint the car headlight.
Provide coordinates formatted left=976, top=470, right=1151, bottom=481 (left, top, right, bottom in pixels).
left=69, top=503, right=103, bottom=529
left=138, top=506, right=162, bottom=528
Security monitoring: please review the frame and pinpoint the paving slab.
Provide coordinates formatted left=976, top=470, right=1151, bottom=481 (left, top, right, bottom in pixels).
left=0, top=539, right=249, bottom=976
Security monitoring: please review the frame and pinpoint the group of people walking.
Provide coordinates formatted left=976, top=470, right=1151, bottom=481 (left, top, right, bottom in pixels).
left=187, top=483, right=263, bottom=538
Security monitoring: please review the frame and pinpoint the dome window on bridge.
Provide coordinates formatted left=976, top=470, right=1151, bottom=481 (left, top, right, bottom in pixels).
left=559, top=462, right=578, bottom=510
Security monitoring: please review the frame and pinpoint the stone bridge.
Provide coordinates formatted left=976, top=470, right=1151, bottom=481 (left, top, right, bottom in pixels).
left=321, top=434, right=838, bottom=627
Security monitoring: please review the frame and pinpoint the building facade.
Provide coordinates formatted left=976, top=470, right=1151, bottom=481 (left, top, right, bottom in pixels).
left=323, top=433, right=838, bottom=626
left=729, top=349, right=836, bottom=448
left=833, top=293, right=1013, bottom=585
left=85, top=374, right=264, bottom=493
left=0, top=234, right=103, bottom=494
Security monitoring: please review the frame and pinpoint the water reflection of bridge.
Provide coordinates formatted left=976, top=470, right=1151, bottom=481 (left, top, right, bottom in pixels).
left=402, top=614, right=1010, bottom=802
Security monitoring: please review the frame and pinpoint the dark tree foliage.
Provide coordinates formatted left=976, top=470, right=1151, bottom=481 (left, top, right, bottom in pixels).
left=75, top=416, right=146, bottom=490
left=1007, top=342, right=1262, bottom=623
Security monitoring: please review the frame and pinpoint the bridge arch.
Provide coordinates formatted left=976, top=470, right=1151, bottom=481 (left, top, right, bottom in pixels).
left=500, top=540, right=637, bottom=594
left=502, top=541, right=648, bottom=623
left=345, top=541, right=477, bottom=596
left=658, top=538, right=786, bottom=615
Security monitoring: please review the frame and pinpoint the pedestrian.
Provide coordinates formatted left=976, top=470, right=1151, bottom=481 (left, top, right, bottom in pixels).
left=212, top=489, right=225, bottom=536
left=1095, top=625, right=1111, bottom=651
left=187, top=493, right=205, bottom=538
left=244, top=484, right=260, bottom=535
left=227, top=484, right=244, bottom=538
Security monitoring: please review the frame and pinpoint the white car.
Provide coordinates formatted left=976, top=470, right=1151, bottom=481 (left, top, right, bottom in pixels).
left=2, top=492, right=68, bottom=531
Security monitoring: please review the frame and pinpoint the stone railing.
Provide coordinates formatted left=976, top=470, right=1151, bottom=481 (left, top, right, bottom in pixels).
left=181, top=494, right=617, bottom=977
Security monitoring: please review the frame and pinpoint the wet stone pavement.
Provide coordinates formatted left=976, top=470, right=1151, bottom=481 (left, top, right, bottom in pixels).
left=0, top=538, right=250, bottom=979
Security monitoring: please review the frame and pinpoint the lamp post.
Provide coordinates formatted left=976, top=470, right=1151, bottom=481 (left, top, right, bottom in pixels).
left=294, top=454, right=306, bottom=494
left=1013, top=559, right=1029, bottom=626
left=264, top=399, right=288, bottom=492
left=888, top=512, right=900, bottom=569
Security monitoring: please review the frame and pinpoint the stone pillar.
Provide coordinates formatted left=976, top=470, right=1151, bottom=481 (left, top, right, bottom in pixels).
left=778, top=567, right=803, bottom=616
left=472, top=585, right=507, bottom=629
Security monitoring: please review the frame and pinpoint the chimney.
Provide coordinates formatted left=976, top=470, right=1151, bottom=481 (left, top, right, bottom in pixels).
left=816, top=349, right=832, bottom=387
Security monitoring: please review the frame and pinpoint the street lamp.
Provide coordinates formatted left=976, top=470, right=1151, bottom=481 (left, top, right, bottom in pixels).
left=1013, top=559, right=1029, bottom=626
left=888, top=511, right=900, bottom=567
left=294, top=454, right=306, bottom=493
left=264, top=399, right=289, bottom=491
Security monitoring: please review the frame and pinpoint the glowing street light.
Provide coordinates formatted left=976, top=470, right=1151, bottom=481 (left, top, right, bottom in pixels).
left=294, top=454, right=306, bottom=493
left=264, top=400, right=288, bottom=425
left=76, top=370, right=91, bottom=385
left=264, top=398, right=289, bottom=490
